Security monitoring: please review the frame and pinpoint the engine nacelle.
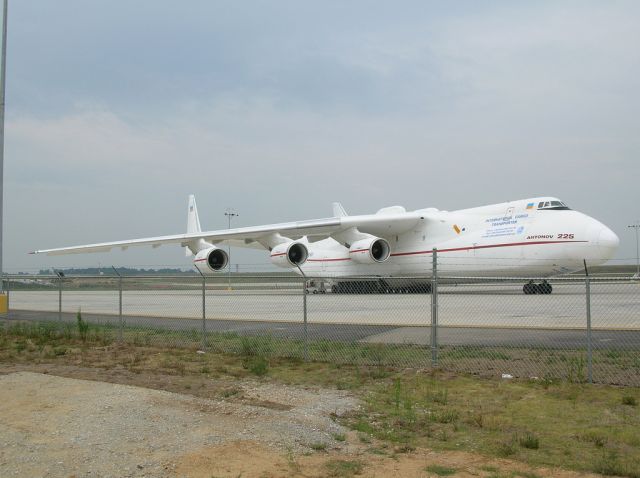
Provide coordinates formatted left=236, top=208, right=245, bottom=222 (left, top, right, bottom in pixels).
left=270, top=242, right=308, bottom=268
left=349, top=237, right=391, bottom=264
left=193, top=247, right=228, bottom=273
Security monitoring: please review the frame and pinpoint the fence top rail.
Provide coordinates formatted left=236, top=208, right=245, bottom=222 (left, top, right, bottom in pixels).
left=4, top=273, right=639, bottom=282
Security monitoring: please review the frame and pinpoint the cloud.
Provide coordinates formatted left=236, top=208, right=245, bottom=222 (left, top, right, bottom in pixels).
left=5, top=1, right=640, bottom=271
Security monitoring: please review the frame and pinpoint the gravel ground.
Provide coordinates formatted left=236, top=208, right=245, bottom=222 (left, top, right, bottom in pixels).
left=0, top=372, right=357, bottom=478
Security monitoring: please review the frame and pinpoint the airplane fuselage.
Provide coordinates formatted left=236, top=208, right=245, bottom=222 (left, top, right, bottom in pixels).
left=297, top=197, right=619, bottom=278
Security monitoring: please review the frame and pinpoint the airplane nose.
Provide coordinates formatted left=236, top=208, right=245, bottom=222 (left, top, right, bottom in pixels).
left=598, top=227, right=619, bottom=259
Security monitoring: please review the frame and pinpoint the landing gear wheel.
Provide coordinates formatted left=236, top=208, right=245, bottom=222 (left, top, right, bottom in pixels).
left=540, top=281, right=553, bottom=294
left=523, top=281, right=553, bottom=295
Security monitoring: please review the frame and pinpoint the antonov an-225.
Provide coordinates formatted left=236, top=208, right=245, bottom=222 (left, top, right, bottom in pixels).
left=31, top=195, right=619, bottom=294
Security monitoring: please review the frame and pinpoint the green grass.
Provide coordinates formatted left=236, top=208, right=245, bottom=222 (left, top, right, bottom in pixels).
left=425, top=464, right=457, bottom=475
left=5, top=319, right=640, bottom=387
left=339, top=373, right=640, bottom=475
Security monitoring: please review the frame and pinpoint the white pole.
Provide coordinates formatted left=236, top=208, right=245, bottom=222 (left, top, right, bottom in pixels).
left=0, top=0, right=8, bottom=293
left=224, top=209, right=237, bottom=289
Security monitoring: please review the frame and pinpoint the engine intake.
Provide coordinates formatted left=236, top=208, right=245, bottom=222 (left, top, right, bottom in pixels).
left=193, top=247, right=228, bottom=274
left=270, top=242, right=309, bottom=268
left=349, top=237, right=390, bottom=264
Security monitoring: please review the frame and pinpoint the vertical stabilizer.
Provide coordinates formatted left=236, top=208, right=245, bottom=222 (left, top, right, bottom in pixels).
left=186, top=195, right=202, bottom=256
left=332, top=202, right=348, bottom=217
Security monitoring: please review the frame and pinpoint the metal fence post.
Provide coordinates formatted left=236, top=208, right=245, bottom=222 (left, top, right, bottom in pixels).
left=57, top=274, right=62, bottom=323
left=431, top=248, right=439, bottom=367
left=2, top=274, right=7, bottom=328
left=586, top=275, right=593, bottom=383
left=296, top=265, right=309, bottom=362
left=303, top=278, right=308, bottom=362
left=195, top=268, right=206, bottom=351
left=112, top=267, right=123, bottom=343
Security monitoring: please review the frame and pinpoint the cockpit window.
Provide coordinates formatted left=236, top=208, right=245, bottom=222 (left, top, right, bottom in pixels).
left=538, top=200, right=571, bottom=210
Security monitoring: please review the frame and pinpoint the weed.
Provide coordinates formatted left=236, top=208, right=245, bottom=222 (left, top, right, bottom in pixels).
left=243, top=356, right=269, bottom=376
left=324, top=459, right=363, bottom=477
left=431, top=409, right=459, bottom=424
left=393, top=378, right=402, bottom=413
left=220, top=387, right=241, bottom=398
left=200, top=366, right=211, bottom=374
left=480, top=465, right=499, bottom=473
left=285, top=445, right=300, bottom=473
left=567, top=356, right=585, bottom=383
left=515, top=472, right=542, bottom=478
left=594, top=450, right=628, bottom=477
left=309, top=442, right=327, bottom=451
left=430, top=388, right=448, bottom=405
left=580, top=430, right=608, bottom=448
left=394, top=443, right=415, bottom=453
left=76, top=309, right=89, bottom=341
left=622, top=395, right=637, bottom=406
left=332, top=432, right=346, bottom=442
left=358, top=433, right=371, bottom=444
left=425, top=464, right=457, bottom=476
left=469, top=409, right=484, bottom=428
left=497, top=438, right=516, bottom=457
left=519, top=432, right=540, bottom=450
left=240, top=335, right=273, bottom=358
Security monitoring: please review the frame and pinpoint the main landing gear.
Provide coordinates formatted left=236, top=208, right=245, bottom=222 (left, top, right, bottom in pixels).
left=523, top=280, right=553, bottom=295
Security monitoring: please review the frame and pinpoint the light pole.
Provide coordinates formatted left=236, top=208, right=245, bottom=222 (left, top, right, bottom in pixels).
left=0, top=0, right=9, bottom=294
left=629, top=222, right=640, bottom=279
left=224, top=208, right=238, bottom=289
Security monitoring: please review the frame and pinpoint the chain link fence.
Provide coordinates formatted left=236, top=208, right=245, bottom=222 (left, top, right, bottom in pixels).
left=3, top=262, right=639, bottom=385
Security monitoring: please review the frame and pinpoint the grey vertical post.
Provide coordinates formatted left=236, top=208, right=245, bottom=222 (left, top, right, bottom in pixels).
left=303, top=277, right=308, bottom=362
left=296, top=265, right=309, bottom=362
left=586, top=275, right=593, bottom=383
left=2, top=274, right=7, bottom=327
left=195, top=268, right=206, bottom=351
left=201, top=273, right=206, bottom=351
left=0, top=0, right=9, bottom=294
left=431, top=248, right=438, bottom=367
left=112, top=267, right=123, bottom=343
left=58, top=275, right=62, bottom=323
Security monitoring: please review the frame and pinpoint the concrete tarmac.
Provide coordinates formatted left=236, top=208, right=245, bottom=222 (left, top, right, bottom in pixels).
left=5, top=281, right=640, bottom=349
left=8, top=282, right=640, bottom=328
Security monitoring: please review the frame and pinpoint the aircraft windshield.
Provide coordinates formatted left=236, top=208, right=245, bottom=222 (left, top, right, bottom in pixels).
left=537, top=200, right=571, bottom=210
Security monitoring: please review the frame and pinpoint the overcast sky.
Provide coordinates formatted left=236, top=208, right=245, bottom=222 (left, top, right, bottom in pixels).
left=4, top=1, right=639, bottom=272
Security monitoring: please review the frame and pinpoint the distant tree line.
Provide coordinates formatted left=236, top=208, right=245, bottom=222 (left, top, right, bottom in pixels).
left=37, top=267, right=193, bottom=276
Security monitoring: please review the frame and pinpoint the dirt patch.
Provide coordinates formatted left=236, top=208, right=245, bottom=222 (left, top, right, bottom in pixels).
left=173, top=441, right=600, bottom=478
left=0, top=371, right=355, bottom=477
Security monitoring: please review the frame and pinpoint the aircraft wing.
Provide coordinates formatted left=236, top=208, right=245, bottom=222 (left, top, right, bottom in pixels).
left=30, top=213, right=426, bottom=256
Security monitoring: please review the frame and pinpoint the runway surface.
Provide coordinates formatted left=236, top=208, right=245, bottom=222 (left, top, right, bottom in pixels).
left=6, top=282, right=640, bottom=349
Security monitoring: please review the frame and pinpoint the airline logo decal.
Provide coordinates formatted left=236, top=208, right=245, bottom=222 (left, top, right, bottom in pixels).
left=526, top=203, right=535, bottom=209
left=482, top=213, right=529, bottom=239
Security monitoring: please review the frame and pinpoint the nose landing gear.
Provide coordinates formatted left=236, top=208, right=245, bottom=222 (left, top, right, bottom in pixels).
left=523, top=280, right=553, bottom=295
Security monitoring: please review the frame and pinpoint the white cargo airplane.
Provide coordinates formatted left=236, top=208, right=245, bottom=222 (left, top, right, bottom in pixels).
left=31, top=195, right=619, bottom=294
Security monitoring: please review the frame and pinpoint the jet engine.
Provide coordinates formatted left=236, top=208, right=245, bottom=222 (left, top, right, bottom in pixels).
left=349, top=237, right=391, bottom=264
left=193, top=247, right=229, bottom=274
left=270, top=242, right=308, bottom=268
